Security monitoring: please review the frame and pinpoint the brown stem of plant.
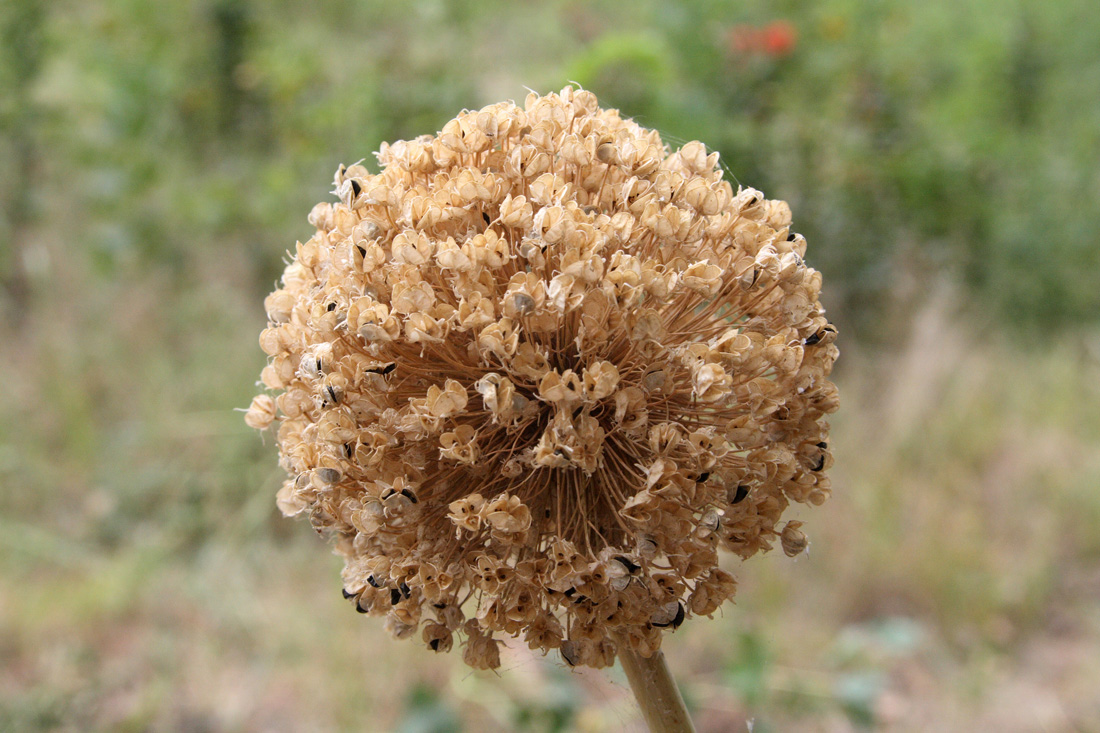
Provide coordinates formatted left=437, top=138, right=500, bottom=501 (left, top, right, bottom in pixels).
left=616, top=641, right=696, bottom=733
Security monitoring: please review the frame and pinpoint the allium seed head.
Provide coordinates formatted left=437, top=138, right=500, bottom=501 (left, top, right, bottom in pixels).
left=250, top=87, right=838, bottom=669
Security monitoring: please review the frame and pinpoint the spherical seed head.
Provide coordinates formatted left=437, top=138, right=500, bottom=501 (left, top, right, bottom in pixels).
left=250, top=87, right=838, bottom=669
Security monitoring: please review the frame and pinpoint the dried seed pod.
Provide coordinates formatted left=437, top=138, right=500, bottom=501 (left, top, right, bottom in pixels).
left=244, top=394, right=277, bottom=430
left=780, top=520, right=809, bottom=557
left=248, top=86, right=838, bottom=670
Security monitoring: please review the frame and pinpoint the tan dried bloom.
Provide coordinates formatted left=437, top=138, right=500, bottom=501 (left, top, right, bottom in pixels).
left=250, top=87, right=838, bottom=669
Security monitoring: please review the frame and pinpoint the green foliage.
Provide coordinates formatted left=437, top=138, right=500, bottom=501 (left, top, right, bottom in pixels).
left=398, top=684, right=463, bottom=733
left=568, top=32, right=673, bottom=115
left=725, top=630, right=771, bottom=708
left=5, top=0, right=1095, bottom=330
left=505, top=669, right=579, bottom=732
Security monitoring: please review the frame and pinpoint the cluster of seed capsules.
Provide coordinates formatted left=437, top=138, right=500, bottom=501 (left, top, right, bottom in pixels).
left=247, top=87, right=838, bottom=669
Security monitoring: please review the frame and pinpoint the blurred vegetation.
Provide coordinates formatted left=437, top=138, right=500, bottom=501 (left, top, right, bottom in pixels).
left=1, top=0, right=1098, bottom=731
left=4, top=0, right=1098, bottom=334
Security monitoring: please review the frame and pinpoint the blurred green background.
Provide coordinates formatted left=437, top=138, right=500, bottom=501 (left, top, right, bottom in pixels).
left=2, top=0, right=1098, bottom=731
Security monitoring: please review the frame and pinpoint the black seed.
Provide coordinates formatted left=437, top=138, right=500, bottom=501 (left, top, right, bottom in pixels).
left=482, top=211, right=492, bottom=226
left=342, top=588, right=354, bottom=599
left=812, top=455, right=826, bottom=472
left=350, top=180, right=361, bottom=197
left=344, top=443, right=354, bottom=459
left=545, top=509, right=551, bottom=518
left=400, top=488, right=418, bottom=504
left=563, top=588, right=575, bottom=597
left=382, top=363, right=396, bottom=375
left=697, top=472, right=710, bottom=483
left=614, top=555, right=640, bottom=573
left=747, top=196, right=758, bottom=206
left=787, top=233, right=797, bottom=241
left=805, top=332, right=822, bottom=346
left=390, top=589, right=401, bottom=605
left=433, top=602, right=446, bottom=609
left=367, top=575, right=381, bottom=588
left=817, top=441, right=828, bottom=450
left=381, top=488, right=396, bottom=501
left=572, top=594, right=587, bottom=605
left=671, top=603, right=685, bottom=629
left=732, top=485, right=750, bottom=504
left=355, top=602, right=369, bottom=614
left=429, top=639, right=440, bottom=651
left=399, top=582, right=411, bottom=599
left=327, top=302, right=337, bottom=312
left=652, top=619, right=670, bottom=628
left=356, top=245, right=367, bottom=257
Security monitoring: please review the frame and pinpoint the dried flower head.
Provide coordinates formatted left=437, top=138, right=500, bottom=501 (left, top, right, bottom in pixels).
left=250, top=87, right=838, bottom=669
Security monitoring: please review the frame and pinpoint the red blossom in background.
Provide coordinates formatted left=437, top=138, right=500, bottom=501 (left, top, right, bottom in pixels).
left=728, top=20, right=798, bottom=59
left=762, top=20, right=797, bottom=57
